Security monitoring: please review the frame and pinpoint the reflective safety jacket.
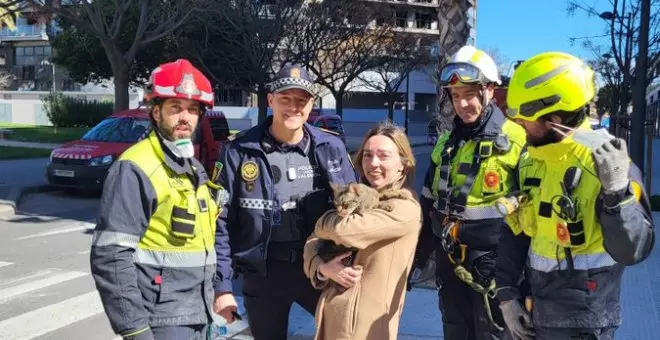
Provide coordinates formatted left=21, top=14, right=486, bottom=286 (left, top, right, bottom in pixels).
left=90, top=132, right=218, bottom=339
left=415, top=104, right=527, bottom=266
left=496, top=122, right=655, bottom=328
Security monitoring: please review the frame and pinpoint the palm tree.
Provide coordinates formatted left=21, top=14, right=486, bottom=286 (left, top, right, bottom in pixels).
left=0, top=0, right=22, bottom=31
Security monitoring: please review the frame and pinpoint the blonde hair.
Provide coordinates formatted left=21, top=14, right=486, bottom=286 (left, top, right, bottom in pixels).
left=353, top=121, right=416, bottom=189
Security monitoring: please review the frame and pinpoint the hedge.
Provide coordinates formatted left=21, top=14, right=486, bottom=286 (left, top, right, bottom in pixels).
left=42, top=92, right=114, bottom=128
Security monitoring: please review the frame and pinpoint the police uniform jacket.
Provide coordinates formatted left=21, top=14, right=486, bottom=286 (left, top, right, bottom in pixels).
left=213, top=116, right=358, bottom=294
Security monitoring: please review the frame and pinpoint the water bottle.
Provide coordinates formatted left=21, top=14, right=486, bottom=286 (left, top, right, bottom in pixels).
left=207, top=322, right=228, bottom=340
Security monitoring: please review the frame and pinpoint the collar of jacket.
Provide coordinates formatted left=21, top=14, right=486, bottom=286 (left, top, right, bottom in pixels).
left=235, top=116, right=335, bottom=152
left=526, top=119, right=592, bottom=161
left=452, top=103, right=506, bottom=141
left=148, top=131, right=208, bottom=183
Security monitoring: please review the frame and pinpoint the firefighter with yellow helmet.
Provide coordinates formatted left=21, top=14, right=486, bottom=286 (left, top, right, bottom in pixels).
left=90, top=59, right=221, bottom=340
left=412, top=45, right=527, bottom=339
left=496, top=51, right=655, bottom=340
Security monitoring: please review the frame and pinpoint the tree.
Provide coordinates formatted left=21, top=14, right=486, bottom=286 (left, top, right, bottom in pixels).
left=34, top=0, right=201, bottom=111
left=0, top=68, right=15, bottom=89
left=596, top=83, right=622, bottom=116
left=50, top=15, right=178, bottom=90
left=285, top=1, right=398, bottom=117
left=0, top=0, right=27, bottom=30
left=430, top=0, right=475, bottom=127
left=483, top=46, right=512, bottom=76
left=358, top=36, right=434, bottom=121
left=176, top=0, right=307, bottom=123
left=567, top=0, right=660, bottom=131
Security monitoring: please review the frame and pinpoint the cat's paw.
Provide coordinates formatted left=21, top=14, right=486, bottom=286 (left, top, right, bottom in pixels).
left=375, top=203, right=394, bottom=212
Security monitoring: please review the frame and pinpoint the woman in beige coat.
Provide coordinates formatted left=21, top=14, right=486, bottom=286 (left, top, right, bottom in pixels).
left=303, top=122, right=423, bottom=340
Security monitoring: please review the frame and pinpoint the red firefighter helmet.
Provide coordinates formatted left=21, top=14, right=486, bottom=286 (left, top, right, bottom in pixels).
left=144, top=59, right=214, bottom=108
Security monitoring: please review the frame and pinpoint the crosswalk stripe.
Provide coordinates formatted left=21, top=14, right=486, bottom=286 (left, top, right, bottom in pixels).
left=0, top=291, right=104, bottom=340
left=15, top=223, right=95, bottom=240
left=0, top=269, right=58, bottom=287
left=0, top=261, right=12, bottom=268
left=0, top=271, right=88, bottom=304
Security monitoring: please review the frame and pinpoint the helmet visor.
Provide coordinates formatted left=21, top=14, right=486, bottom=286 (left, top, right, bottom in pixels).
left=440, top=62, right=484, bottom=87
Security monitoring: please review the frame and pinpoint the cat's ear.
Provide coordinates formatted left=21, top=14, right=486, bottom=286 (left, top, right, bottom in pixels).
left=349, top=183, right=359, bottom=194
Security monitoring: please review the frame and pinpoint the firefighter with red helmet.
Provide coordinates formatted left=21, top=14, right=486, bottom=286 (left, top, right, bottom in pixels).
left=90, top=59, right=223, bottom=340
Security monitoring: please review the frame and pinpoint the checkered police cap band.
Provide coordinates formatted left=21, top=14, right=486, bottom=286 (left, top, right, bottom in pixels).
left=269, top=77, right=315, bottom=93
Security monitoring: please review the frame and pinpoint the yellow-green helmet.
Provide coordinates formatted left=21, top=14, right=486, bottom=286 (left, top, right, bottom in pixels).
left=506, top=52, right=596, bottom=121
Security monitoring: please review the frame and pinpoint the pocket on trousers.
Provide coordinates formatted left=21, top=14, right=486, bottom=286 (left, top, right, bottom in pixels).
left=347, top=283, right=361, bottom=335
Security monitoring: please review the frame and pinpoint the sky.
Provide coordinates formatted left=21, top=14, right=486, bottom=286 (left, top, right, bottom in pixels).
left=476, top=0, right=610, bottom=75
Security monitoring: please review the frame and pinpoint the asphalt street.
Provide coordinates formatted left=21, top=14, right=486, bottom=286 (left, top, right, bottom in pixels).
left=0, top=146, right=434, bottom=340
left=2, top=144, right=659, bottom=340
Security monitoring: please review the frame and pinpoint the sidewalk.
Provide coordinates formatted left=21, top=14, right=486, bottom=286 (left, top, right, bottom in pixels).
left=216, top=213, right=660, bottom=339
left=0, top=157, right=53, bottom=218
left=0, top=139, right=62, bottom=149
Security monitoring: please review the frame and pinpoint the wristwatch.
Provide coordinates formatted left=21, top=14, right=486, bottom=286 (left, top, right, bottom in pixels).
left=602, top=183, right=634, bottom=212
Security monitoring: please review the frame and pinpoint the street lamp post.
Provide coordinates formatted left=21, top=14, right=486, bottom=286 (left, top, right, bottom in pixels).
left=632, top=0, right=651, bottom=177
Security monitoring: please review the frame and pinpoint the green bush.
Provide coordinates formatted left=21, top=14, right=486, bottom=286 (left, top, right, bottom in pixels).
left=43, top=92, right=115, bottom=128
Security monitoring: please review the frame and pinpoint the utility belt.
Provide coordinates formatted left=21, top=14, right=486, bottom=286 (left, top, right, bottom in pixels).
left=435, top=214, right=504, bottom=331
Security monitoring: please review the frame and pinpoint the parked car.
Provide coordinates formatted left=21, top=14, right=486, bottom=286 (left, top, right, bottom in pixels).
left=427, top=119, right=440, bottom=145
left=46, top=108, right=230, bottom=191
left=309, top=114, right=346, bottom=145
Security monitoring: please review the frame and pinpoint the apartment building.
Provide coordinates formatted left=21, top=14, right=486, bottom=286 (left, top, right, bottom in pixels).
left=0, top=3, right=79, bottom=92
left=331, top=0, right=476, bottom=115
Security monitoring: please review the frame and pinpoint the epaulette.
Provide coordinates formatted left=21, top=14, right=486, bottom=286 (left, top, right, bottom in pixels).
left=319, top=128, right=340, bottom=137
left=227, top=130, right=248, bottom=142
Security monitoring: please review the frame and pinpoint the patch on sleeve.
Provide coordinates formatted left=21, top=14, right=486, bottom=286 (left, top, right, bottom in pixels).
left=211, top=161, right=223, bottom=182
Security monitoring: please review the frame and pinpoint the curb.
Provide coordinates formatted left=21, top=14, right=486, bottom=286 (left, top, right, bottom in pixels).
left=0, top=184, right=59, bottom=219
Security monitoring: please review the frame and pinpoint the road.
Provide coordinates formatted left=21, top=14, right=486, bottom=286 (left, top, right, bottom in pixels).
left=0, top=145, right=435, bottom=340
left=1, top=144, right=659, bottom=340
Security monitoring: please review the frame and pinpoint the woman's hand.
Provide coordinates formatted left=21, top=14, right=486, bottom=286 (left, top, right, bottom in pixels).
left=319, top=252, right=363, bottom=289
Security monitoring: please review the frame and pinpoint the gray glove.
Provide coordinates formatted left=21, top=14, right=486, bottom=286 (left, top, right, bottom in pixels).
left=593, top=138, right=630, bottom=194
left=500, top=300, right=535, bottom=340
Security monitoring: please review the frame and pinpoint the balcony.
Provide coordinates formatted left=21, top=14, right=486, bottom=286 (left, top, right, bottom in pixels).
left=0, top=25, right=48, bottom=42
left=362, top=0, right=439, bottom=8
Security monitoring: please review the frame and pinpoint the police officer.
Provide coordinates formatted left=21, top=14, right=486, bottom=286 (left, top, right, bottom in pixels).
left=412, top=46, right=527, bottom=340
left=212, top=63, right=358, bottom=340
left=90, top=59, right=219, bottom=340
left=496, top=51, right=655, bottom=340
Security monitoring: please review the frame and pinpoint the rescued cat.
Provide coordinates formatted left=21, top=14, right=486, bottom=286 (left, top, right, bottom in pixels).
left=317, top=182, right=405, bottom=264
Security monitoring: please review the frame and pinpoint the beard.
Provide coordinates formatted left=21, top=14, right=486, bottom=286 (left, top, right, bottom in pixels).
left=526, top=129, right=561, bottom=147
left=157, top=121, right=193, bottom=141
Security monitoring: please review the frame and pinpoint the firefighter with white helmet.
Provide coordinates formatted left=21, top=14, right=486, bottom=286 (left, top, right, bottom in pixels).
left=412, top=45, right=527, bottom=340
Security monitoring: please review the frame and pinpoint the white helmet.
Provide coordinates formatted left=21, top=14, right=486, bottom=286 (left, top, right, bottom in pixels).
left=440, top=46, right=501, bottom=87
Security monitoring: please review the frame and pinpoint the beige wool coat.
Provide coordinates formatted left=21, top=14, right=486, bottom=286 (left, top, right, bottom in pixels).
left=303, top=187, right=423, bottom=340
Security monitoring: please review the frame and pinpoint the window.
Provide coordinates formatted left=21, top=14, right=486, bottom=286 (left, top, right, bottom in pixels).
left=82, top=117, right=152, bottom=143
left=415, top=12, right=433, bottom=29
left=395, top=11, right=408, bottom=28
left=209, top=117, right=229, bottom=141
left=215, top=89, right=243, bottom=105
left=15, top=45, right=52, bottom=66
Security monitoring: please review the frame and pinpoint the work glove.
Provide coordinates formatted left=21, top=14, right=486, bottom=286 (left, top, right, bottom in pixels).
left=593, top=138, right=631, bottom=194
left=500, top=300, right=535, bottom=340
